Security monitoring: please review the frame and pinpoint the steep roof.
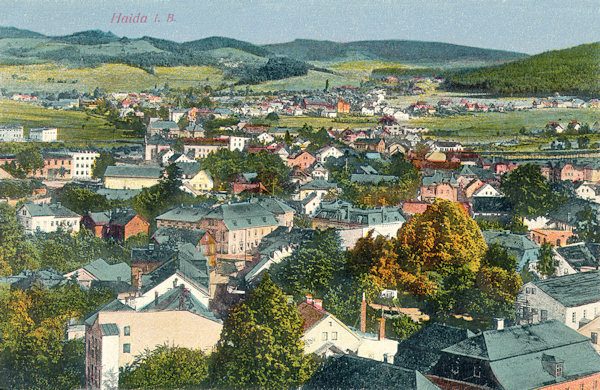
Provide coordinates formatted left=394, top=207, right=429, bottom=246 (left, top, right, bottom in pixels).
left=422, top=171, right=457, bottom=186
left=138, top=285, right=218, bottom=321
left=555, top=242, right=600, bottom=271
left=84, top=299, right=134, bottom=326
left=104, top=165, right=162, bottom=179
left=532, top=270, right=600, bottom=307
left=151, top=226, right=208, bottom=247
left=481, top=230, right=538, bottom=255
left=82, top=258, right=131, bottom=283
left=205, top=202, right=278, bottom=230
left=394, top=323, right=475, bottom=374
left=306, top=354, right=440, bottom=390
left=0, top=267, right=67, bottom=289
left=23, top=203, right=80, bottom=218
left=315, top=200, right=405, bottom=225
left=298, top=302, right=328, bottom=332
left=255, top=197, right=295, bottom=214
left=156, top=204, right=211, bottom=223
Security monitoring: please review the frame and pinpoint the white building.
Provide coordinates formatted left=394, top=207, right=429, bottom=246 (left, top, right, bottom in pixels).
left=70, top=151, right=100, bottom=180
left=29, top=127, right=58, bottom=142
left=0, top=125, right=24, bottom=142
left=17, top=203, right=81, bottom=234
left=229, top=136, right=250, bottom=152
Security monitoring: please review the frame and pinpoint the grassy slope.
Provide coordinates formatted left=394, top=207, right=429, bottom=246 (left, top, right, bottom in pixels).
left=0, top=63, right=226, bottom=93
left=447, top=42, right=600, bottom=94
left=0, top=99, right=127, bottom=141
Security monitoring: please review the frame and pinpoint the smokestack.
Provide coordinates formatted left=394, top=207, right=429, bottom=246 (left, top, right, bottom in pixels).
left=360, top=292, right=367, bottom=333
left=379, top=317, right=386, bottom=340
left=494, top=317, right=505, bottom=330
left=313, top=299, right=323, bottom=310
left=305, top=293, right=313, bottom=305
left=154, top=290, right=159, bottom=306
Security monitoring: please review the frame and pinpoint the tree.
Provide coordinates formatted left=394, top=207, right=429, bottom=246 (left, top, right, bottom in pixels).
left=537, top=242, right=556, bottom=277
left=501, top=163, right=558, bottom=217
left=120, top=345, right=208, bottom=389
left=575, top=205, right=600, bottom=242
left=54, top=183, right=113, bottom=214
left=157, top=106, right=169, bottom=120
left=16, top=147, right=44, bottom=175
left=482, top=243, right=517, bottom=272
left=209, top=273, right=314, bottom=389
left=265, top=112, right=279, bottom=121
left=178, top=116, right=190, bottom=130
left=91, top=151, right=116, bottom=179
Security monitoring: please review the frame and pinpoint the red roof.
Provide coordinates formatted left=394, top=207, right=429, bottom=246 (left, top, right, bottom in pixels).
left=298, top=302, right=328, bottom=332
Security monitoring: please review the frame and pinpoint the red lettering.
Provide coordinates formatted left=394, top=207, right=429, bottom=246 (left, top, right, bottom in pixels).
left=166, top=14, right=175, bottom=22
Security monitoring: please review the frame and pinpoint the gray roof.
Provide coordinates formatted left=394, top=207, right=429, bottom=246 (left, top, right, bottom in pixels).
left=156, top=204, right=211, bottom=223
left=315, top=200, right=405, bottom=226
left=555, top=242, right=600, bottom=271
left=138, top=285, right=218, bottom=321
left=439, top=320, right=600, bottom=390
left=84, top=299, right=134, bottom=326
left=149, top=120, right=178, bottom=130
left=300, top=180, right=339, bottom=190
left=176, top=162, right=202, bottom=178
left=22, top=203, right=79, bottom=218
left=532, top=270, right=600, bottom=307
left=547, top=198, right=600, bottom=225
left=306, top=355, right=440, bottom=390
left=96, top=188, right=141, bottom=201
left=350, top=173, right=398, bottom=184
left=0, top=267, right=67, bottom=289
left=100, top=323, right=120, bottom=336
left=458, top=165, right=496, bottom=181
left=151, top=226, right=208, bottom=247
left=205, top=202, right=279, bottom=230
left=422, top=171, right=457, bottom=186
left=104, top=165, right=162, bottom=179
left=81, top=258, right=131, bottom=284
left=255, top=197, right=295, bottom=215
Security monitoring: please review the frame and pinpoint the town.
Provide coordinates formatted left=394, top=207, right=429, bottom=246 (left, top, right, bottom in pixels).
left=0, top=11, right=599, bottom=390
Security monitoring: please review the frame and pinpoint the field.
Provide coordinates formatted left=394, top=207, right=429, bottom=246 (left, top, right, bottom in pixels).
left=278, top=115, right=378, bottom=130
left=232, top=70, right=361, bottom=93
left=0, top=99, right=131, bottom=141
left=0, top=63, right=226, bottom=93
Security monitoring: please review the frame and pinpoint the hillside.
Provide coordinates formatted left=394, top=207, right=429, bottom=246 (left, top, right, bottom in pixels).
left=263, top=39, right=527, bottom=64
left=445, top=42, right=600, bottom=95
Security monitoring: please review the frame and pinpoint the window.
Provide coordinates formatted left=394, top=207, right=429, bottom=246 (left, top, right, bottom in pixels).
left=123, top=343, right=131, bottom=353
left=555, top=364, right=562, bottom=378
left=321, top=332, right=328, bottom=341
left=592, top=332, right=598, bottom=344
left=573, top=312, right=577, bottom=323
left=473, top=366, right=481, bottom=378
left=541, top=310, right=548, bottom=322
left=331, top=331, right=338, bottom=340
left=124, top=326, right=130, bottom=336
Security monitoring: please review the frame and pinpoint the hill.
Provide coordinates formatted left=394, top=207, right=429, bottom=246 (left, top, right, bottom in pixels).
left=263, top=39, right=527, bottom=64
left=445, top=42, right=600, bottom=95
left=0, top=26, right=45, bottom=39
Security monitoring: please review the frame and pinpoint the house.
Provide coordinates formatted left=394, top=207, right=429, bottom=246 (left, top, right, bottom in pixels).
left=103, top=165, right=162, bottom=190
left=354, top=138, right=386, bottom=153
left=420, top=172, right=459, bottom=202
left=337, top=99, right=351, bottom=113
left=529, top=229, right=574, bottom=248
left=471, top=196, right=513, bottom=222
left=295, top=180, right=339, bottom=201
left=231, top=172, right=267, bottom=194
left=147, top=120, right=180, bottom=139
left=0, top=124, right=24, bottom=142
left=151, top=226, right=217, bottom=267
left=287, top=151, right=316, bottom=170
left=182, top=168, right=214, bottom=194
left=17, top=202, right=81, bottom=234
left=316, top=145, right=344, bottom=164
left=578, top=315, right=600, bottom=355
left=0, top=267, right=67, bottom=289
left=575, top=182, right=600, bottom=203
left=311, top=163, right=329, bottom=180
left=183, top=138, right=229, bottom=159
left=64, top=258, right=131, bottom=289
left=229, top=136, right=250, bottom=152
left=553, top=242, right=600, bottom=274
left=516, top=271, right=600, bottom=329
left=29, top=127, right=57, bottom=142
left=31, top=152, right=72, bottom=180
left=82, top=207, right=149, bottom=241
left=84, top=288, right=222, bottom=390
left=471, top=183, right=503, bottom=198
left=306, top=354, right=441, bottom=390
left=144, top=134, right=173, bottom=161
left=298, top=296, right=362, bottom=356
left=70, top=150, right=100, bottom=180
left=429, top=320, right=600, bottom=390
left=481, top=230, right=540, bottom=272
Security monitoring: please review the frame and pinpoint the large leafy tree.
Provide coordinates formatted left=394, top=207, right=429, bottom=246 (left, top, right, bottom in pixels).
left=54, top=183, right=114, bottom=214
left=501, top=163, right=558, bottom=217
left=120, top=345, right=209, bottom=389
left=209, top=273, right=314, bottom=389
left=91, top=151, right=116, bottom=179
left=537, top=242, right=556, bottom=277
left=16, top=147, right=45, bottom=175
left=0, top=203, right=38, bottom=275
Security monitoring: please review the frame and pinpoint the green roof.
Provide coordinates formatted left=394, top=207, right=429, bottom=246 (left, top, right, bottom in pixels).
left=138, top=285, right=219, bottom=322
left=22, top=203, right=79, bottom=218
left=532, top=270, right=600, bottom=307
left=206, top=202, right=278, bottom=230
left=82, top=258, right=131, bottom=284
left=149, top=120, right=178, bottom=130
left=100, top=323, right=120, bottom=336
left=104, top=165, right=162, bottom=179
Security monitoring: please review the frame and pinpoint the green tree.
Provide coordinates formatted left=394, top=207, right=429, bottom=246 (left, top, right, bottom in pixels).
left=501, top=163, right=559, bottom=217
left=209, top=273, right=314, bottom=389
left=120, top=345, right=209, bottom=389
left=575, top=205, right=600, bottom=242
left=16, top=147, right=44, bottom=175
left=537, top=242, right=556, bottom=277
left=265, top=112, right=279, bottom=121
left=157, top=106, right=169, bottom=120
left=91, top=151, right=116, bottom=179
left=54, top=183, right=113, bottom=214
left=482, top=243, right=517, bottom=272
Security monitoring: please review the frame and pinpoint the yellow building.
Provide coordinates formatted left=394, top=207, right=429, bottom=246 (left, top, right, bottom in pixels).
left=103, top=165, right=162, bottom=190
left=185, top=169, right=214, bottom=192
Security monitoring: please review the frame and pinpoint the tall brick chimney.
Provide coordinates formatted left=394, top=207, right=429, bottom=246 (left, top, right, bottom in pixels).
left=379, top=317, right=386, bottom=340
left=313, top=299, right=323, bottom=309
left=306, top=293, right=313, bottom=305
left=360, top=292, right=366, bottom=333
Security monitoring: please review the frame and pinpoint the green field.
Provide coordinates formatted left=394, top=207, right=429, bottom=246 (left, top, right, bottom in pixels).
left=278, top=115, right=378, bottom=130
left=232, top=70, right=360, bottom=93
left=0, top=63, right=227, bottom=93
left=0, top=98, right=131, bottom=141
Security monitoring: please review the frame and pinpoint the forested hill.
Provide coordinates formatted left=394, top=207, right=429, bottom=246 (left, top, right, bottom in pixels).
left=262, top=39, right=527, bottom=64
left=445, top=42, right=600, bottom=95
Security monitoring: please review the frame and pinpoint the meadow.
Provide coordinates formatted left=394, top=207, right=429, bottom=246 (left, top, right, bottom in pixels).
left=0, top=63, right=226, bottom=93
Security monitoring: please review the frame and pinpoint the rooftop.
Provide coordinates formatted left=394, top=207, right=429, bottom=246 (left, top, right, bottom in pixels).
left=532, top=270, right=600, bottom=307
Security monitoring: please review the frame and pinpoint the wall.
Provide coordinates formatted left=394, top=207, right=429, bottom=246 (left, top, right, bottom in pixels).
left=303, top=314, right=361, bottom=355
left=104, top=176, right=160, bottom=190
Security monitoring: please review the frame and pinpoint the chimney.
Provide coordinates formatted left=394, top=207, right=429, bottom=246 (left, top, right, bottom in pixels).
left=378, top=316, right=386, bottom=340
left=360, top=292, right=367, bottom=333
left=494, top=317, right=504, bottom=330
left=154, top=290, right=159, bottom=306
left=305, top=293, right=313, bottom=305
left=313, top=299, right=323, bottom=310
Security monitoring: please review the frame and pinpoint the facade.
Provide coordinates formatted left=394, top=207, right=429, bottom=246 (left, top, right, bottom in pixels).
left=71, top=150, right=100, bottom=180
left=0, top=124, right=24, bottom=142
left=184, top=169, right=214, bottom=193
left=103, top=165, right=162, bottom=190
left=17, top=202, right=81, bottom=234
left=516, top=271, right=600, bottom=329
left=82, top=208, right=149, bottom=241
left=64, top=258, right=131, bottom=289
left=183, top=138, right=229, bottom=159
left=29, top=127, right=57, bottom=142
left=31, top=153, right=72, bottom=180
left=287, top=151, right=316, bottom=170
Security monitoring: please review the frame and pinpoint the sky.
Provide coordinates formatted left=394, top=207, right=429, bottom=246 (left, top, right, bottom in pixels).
left=0, top=0, right=599, bottom=54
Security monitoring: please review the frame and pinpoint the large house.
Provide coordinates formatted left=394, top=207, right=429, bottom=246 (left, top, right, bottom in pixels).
left=82, top=207, right=149, bottom=242
left=17, top=202, right=81, bottom=234
left=64, top=258, right=131, bottom=289
left=70, top=150, right=100, bottom=180
left=103, top=165, right=162, bottom=190
left=429, top=320, right=600, bottom=390
left=29, top=127, right=57, bottom=142
left=183, top=138, right=229, bottom=159
left=516, top=271, right=600, bottom=329
left=481, top=230, right=540, bottom=272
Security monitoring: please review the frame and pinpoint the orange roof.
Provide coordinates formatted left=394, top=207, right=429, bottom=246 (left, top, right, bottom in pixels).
left=297, top=302, right=328, bottom=332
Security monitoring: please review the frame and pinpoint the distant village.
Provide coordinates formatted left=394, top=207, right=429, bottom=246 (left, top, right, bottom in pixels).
left=2, top=81, right=600, bottom=390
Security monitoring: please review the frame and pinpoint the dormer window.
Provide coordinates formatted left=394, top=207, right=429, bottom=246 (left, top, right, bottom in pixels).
left=542, top=354, right=564, bottom=378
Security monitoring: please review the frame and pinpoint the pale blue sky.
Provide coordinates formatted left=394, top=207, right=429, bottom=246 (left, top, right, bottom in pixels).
left=0, top=0, right=599, bottom=54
